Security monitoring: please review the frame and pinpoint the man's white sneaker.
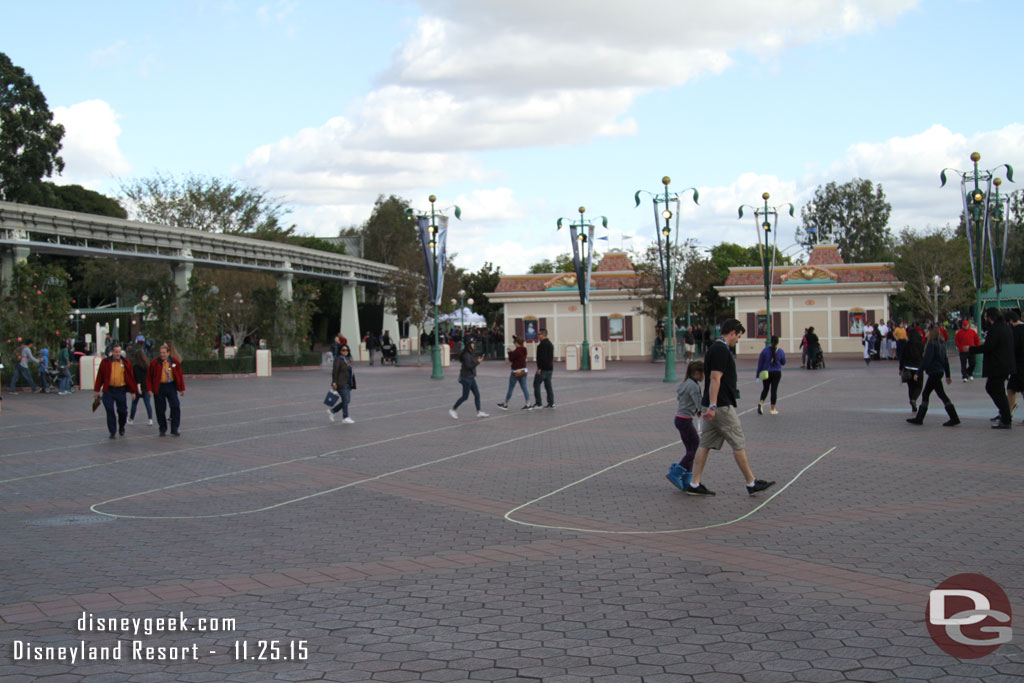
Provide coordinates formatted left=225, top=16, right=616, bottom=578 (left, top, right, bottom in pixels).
left=327, top=409, right=335, bottom=423
left=126, top=419, right=134, bottom=425
left=449, top=409, right=458, bottom=419
left=342, top=417, right=355, bottom=424
left=476, top=411, right=489, bottom=417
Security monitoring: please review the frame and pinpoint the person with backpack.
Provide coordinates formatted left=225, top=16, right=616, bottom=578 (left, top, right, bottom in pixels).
left=756, top=336, right=786, bottom=415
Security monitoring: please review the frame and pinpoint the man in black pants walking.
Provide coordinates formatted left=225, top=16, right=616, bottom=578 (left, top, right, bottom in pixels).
left=532, top=328, right=555, bottom=408
left=969, top=308, right=1017, bottom=429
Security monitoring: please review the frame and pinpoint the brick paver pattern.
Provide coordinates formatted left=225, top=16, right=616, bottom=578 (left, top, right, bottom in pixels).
left=1, top=356, right=1021, bottom=681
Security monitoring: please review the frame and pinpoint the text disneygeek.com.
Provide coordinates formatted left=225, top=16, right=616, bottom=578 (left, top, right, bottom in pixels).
left=10, top=611, right=308, bottom=663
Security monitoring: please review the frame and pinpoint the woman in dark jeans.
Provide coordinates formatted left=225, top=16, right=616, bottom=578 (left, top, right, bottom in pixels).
left=449, top=340, right=488, bottom=419
left=128, top=348, right=153, bottom=425
left=907, top=325, right=959, bottom=426
left=805, top=327, right=820, bottom=369
left=756, top=335, right=786, bottom=415
left=900, top=327, right=925, bottom=413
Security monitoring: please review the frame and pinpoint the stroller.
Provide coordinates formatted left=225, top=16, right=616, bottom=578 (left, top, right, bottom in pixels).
left=809, top=345, right=826, bottom=370
left=44, top=364, right=75, bottom=393
left=380, top=343, right=397, bottom=366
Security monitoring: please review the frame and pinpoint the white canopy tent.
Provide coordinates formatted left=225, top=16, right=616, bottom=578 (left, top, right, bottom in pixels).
left=438, top=307, right=486, bottom=326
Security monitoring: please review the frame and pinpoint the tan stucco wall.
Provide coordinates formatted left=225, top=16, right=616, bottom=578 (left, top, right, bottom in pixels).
left=732, top=291, right=893, bottom=356
left=498, top=297, right=657, bottom=360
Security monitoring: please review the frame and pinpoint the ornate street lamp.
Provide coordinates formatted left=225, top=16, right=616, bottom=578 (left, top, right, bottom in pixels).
left=635, top=177, right=699, bottom=382
left=925, top=274, right=950, bottom=323
left=738, top=192, right=795, bottom=346
left=941, top=152, right=1015, bottom=326
left=556, top=206, right=608, bottom=371
left=407, top=195, right=461, bottom=379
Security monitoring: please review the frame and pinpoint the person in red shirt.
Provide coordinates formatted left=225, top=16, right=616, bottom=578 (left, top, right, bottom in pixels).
left=94, top=344, right=140, bottom=438
left=147, top=343, right=186, bottom=436
left=954, top=319, right=981, bottom=382
left=496, top=336, right=532, bottom=411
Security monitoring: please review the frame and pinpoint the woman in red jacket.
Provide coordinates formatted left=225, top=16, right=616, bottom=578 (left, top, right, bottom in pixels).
left=147, top=343, right=186, bottom=436
left=497, top=336, right=532, bottom=411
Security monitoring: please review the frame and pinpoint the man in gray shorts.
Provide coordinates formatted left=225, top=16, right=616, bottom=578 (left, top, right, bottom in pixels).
left=685, top=318, right=775, bottom=497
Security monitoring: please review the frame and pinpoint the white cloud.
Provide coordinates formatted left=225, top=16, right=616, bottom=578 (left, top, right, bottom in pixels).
left=51, top=100, right=131, bottom=189
left=89, top=40, right=128, bottom=67
left=235, top=1, right=921, bottom=265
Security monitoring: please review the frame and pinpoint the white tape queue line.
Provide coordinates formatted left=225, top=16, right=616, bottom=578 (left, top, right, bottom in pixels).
left=87, top=376, right=836, bottom=521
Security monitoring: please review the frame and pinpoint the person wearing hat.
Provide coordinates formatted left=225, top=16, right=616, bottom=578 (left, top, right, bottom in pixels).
left=954, top=319, right=980, bottom=382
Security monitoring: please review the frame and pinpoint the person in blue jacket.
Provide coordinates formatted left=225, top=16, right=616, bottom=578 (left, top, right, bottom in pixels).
left=756, top=335, right=786, bottom=415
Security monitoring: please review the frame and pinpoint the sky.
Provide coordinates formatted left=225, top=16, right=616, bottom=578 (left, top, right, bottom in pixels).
left=3, top=0, right=1023, bottom=273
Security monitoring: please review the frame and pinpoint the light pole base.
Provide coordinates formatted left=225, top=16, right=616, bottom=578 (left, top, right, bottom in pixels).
left=581, top=341, right=591, bottom=371
left=663, top=346, right=678, bottom=382
left=431, top=346, right=443, bottom=379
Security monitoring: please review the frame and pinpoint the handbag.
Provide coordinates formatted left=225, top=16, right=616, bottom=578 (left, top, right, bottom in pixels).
left=323, top=389, right=340, bottom=407
left=513, top=368, right=527, bottom=378
left=758, top=370, right=769, bottom=381
left=901, top=369, right=914, bottom=384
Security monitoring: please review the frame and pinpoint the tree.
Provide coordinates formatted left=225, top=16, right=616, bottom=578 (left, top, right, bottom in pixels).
left=890, top=227, right=973, bottom=322
left=528, top=253, right=576, bottom=274
left=461, top=262, right=503, bottom=325
left=119, top=172, right=293, bottom=236
left=1003, top=192, right=1024, bottom=284
left=20, top=181, right=126, bottom=218
left=628, top=240, right=718, bottom=326
left=797, top=178, right=895, bottom=263
left=0, top=52, right=65, bottom=202
left=0, top=258, right=73, bottom=357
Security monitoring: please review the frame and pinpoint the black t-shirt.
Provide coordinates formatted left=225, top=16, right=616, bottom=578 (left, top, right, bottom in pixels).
left=702, top=339, right=738, bottom=408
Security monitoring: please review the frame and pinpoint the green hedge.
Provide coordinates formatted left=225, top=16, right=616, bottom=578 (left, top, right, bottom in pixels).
left=271, top=352, right=323, bottom=368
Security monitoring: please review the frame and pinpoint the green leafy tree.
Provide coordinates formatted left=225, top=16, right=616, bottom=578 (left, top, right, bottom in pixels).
left=460, top=262, right=503, bottom=325
left=527, top=253, right=577, bottom=274
left=0, top=259, right=72, bottom=357
left=0, top=52, right=65, bottom=202
left=19, top=182, right=126, bottom=218
left=890, top=226, right=974, bottom=322
left=1003, top=192, right=1024, bottom=284
left=628, top=240, right=718, bottom=326
left=797, top=178, right=895, bottom=263
left=119, top=172, right=293, bottom=236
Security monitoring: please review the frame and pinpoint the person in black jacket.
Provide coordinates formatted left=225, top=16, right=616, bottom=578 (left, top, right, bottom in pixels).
left=449, top=340, right=488, bottom=419
left=532, top=328, right=555, bottom=408
left=328, top=344, right=355, bottom=423
left=1006, top=310, right=1024, bottom=423
left=805, top=327, right=820, bottom=369
left=906, top=325, right=959, bottom=426
left=899, top=327, right=925, bottom=413
left=969, top=307, right=1017, bottom=429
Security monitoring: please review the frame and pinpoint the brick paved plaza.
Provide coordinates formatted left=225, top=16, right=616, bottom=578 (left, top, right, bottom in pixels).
left=1, top=356, right=1022, bottom=682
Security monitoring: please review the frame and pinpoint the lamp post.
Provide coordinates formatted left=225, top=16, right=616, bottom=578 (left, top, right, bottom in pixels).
left=941, top=152, right=1015, bottom=327
left=635, top=177, right=699, bottom=382
left=925, top=274, right=950, bottom=323
left=738, top=193, right=795, bottom=346
left=556, top=206, right=608, bottom=371
left=988, top=177, right=1012, bottom=312
left=406, top=195, right=461, bottom=379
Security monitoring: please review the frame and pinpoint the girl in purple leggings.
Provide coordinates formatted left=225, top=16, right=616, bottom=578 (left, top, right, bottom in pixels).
left=666, top=360, right=705, bottom=492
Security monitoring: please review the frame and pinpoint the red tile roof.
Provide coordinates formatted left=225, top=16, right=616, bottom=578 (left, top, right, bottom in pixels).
left=494, top=252, right=639, bottom=293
